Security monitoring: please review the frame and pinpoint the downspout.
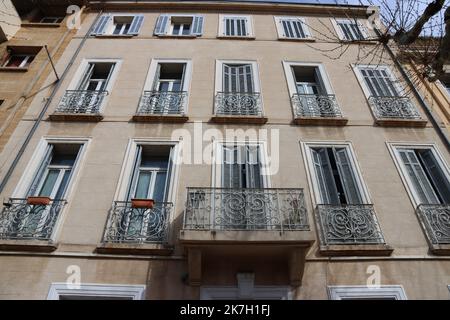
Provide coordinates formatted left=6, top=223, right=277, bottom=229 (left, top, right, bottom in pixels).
left=374, top=28, right=450, bottom=152
left=0, top=7, right=103, bottom=194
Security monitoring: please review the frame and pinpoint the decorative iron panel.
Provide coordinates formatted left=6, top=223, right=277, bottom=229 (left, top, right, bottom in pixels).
left=136, top=91, right=187, bottom=115
left=316, top=204, right=385, bottom=244
left=184, top=188, right=309, bottom=231
left=103, top=201, right=172, bottom=243
left=214, top=92, right=262, bottom=116
left=368, top=96, right=421, bottom=119
left=291, top=94, right=343, bottom=118
left=416, top=204, right=450, bottom=244
left=0, top=198, right=66, bottom=241
left=55, top=90, right=107, bottom=114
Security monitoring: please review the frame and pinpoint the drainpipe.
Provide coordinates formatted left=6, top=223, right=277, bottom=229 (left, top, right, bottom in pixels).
left=0, top=7, right=103, bottom=194
left=373, top=30, right=450, bottom=153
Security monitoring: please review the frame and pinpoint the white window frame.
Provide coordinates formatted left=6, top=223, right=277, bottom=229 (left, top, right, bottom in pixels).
left=301, top=141, right=372, bottom=206
left=99, top=13, right=142, bottom=36
left=352, top=64, right=403, bottom=99
left=328, top=285, right=407, bottom=300
left=113, top=139, right=181, bottom=205
left=218, top=14, right=254, bottom=38
left=282, top=61, right=335, bottom=98
left=274, top=16, right=312, bottom=40
left=10, top=137, right=90, bottom=241
left=331, top=18, right=368, bottom=41
left=143, top=58, right=193, bottom=113
left=387, top=142, right=450, bottom=208
left=65, top=58, right=122, bottom=113
left=212, top=140, right=271, bottom=188
left=47, top=283, right=145, bottom=300
left=3, top=54, right=34, bottom=68
left=167, top=15, right=194, bottom=36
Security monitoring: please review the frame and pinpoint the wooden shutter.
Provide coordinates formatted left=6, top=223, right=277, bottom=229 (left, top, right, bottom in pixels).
left=27, top=144, right=54, bottom=196
left=128, top=15, right=144, bottom=35
left=154, top=15, right=169, bottom=35
left=191, top=15, right=204, bottom=36
left=311, top=148, right=340, bottom=205
left=91, top=14, right=111, bottom=35
left=334, top=147, right=363, bottom=204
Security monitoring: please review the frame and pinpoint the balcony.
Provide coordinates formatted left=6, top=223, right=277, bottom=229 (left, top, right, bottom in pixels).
left=315, top=204, right=392, bottom=256
left=291, top=94, right=348, bottom=126
left=49, top=90, right=107, bottom=122
left=0, top=198, right=66, bottom=251
left=211, top=92, right=267, bottom=124
left=368, top=96, right=427, bottom=127
left=416, top=204, right=450, bottom=255
left=180, top=188, right=315, bottom=286
left=97, top=201, right=173, bottom=255
left=132, top=91, right=189, bottom=123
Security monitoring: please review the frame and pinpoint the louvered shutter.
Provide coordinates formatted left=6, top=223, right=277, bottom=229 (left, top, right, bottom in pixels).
left=128, top=15, right=144, bottom=35
left=91, top=14, right=111, bottom=35
left=154, top=15, right=169, bottom=35
left=334, top=148, right=363, bottom=204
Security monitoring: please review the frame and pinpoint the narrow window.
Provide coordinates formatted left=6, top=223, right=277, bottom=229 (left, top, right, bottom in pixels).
left=224, top=17, right=248, bottom=36
left=311, top=146, right=363, bottom=205
left=337, top=19, right=365, bottom=41
left=3, top=54, right=35, bottom=68
left=223, top=64, right=254, bottom=93
left=359, top=67, right=399, bottom=97
left=112, top=16, right=133, bottom=35
left=439, top=73, right=450, bottom=96
left=397, top=148, right=450, bottom=204
left=153, top=63, right=185, bottom=92
left=170, top=16, right=193, bottom=35
left=222, top=144, right=262, bottom=188
left=281, top=18, right=306, bottom=39
left=77, top=62, right=115, bottom=91
left=292, top=66, right=326, bottom=95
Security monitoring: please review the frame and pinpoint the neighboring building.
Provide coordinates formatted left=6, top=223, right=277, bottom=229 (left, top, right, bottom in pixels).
left=0, top=0, right=86, bottom=151
left=0, top=0, right=449, bottom=300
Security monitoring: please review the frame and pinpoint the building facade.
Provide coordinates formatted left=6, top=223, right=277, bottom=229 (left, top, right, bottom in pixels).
left=0, top=0, right=449, bottom=300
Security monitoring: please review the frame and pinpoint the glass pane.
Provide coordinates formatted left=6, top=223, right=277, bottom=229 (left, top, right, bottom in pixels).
left=54, top=170, right=71, bottom=200
left=113, top=23, right=123, bottom=34
left=134, top=172, right=152, bottom=199
left=171, top=81, right=182, bottom=92
left=38, top=170, right=60, bottom=197
left=172, top=24, right=180, bottom=35
left=182, top=24, right=191, bottom=35
left=158, top=82, right=170, bottom=92
left=152, top=172, right=167, bottom=202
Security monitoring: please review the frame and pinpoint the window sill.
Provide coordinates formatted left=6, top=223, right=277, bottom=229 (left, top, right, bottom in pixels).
left=94, top=34, right=134, bottom=38
left=217, top=35, right=256, bottom=40
left=48, top=113, right=104, bottom=122
left=0, top=67, right=28, bottom=72
left=210, top=115, right=268, bottom=125
left=319, top=244, right=394, bottom=257
left=293, top=116, right=348, bottom=126
left=156, top=34, right=198, bottom=39
left=0, top=239, right=58, bottom=253
left=21, top=22, right=61, bottom=28
left=278, top=37, right=316, bottom=42
left=96, top=243, right=174, bottom=256
left=132, top=114, right=189, bottom=123
left=375, top=118, right=428, bottom=128
left=427, top=244, right=450, bottom=256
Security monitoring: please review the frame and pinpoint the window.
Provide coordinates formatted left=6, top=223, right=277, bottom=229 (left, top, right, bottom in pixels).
left=332, top=18, right=367, bottom=41
left=292, top=66, right=327, bottom=95
left=77, top=62, right=116, bottom=92
left=153, top=63, right=185, bottom=92
left=222, top=144, right=263, bottom=188
left=91, top=14, right=144, bottom=36
left=47, top=283, right=145, bottom=300
left=274, top=16, right=311, bottom=39
left=3, top=54, right=35, bottom=68
left=223, top=64, right=254, bottom=93
left=328, top=286, right=407, bottom=300
left=219, top=15, right=253, bottom=38
left=127, top=145, right=173, bottom=202
left=154, top=14, right=204, bottom=37
left=304, top=143, right=369, bottom=205
left=40, top=17, right=64, bottom=23
left=28, top=144, right=82, bottom=200
left=356, top=66, right=400, bottom=97
left=390, top=144, right=450, bottom=206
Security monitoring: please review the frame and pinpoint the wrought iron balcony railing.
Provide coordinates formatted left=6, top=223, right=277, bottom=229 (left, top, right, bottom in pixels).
left=416, top=204, right=450, bottom=244
left=0, top=198, right=66, bottom=241
left=368, top=96, right=421, bottom=119
left=291, top=94, right=343, bottom=118
left=103, top=201, right=173, bottom=244
left=316, top=204, right=385, bottom=245
left=183, top=188, right=309, bottom=231
left=214, top=92, right=262, bottom=116
left=136, top=91, right=188, bottom=115
left=55, top=90, right=108, bottom=114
